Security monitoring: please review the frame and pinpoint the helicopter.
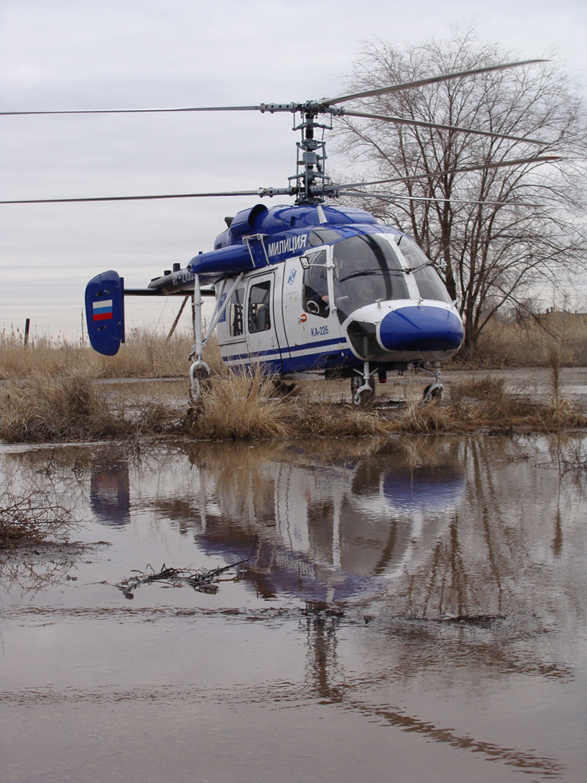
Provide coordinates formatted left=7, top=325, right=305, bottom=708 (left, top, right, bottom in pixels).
left=3, top=59, right=556, bottom=404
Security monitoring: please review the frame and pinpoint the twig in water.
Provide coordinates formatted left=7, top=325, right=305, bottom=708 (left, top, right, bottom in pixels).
left=116, top=537, right=257, bottom=599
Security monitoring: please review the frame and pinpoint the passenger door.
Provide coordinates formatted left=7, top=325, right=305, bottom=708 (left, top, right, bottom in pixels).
left=282, top=249, right=345, bottom=372
left=245, top=272, right=282, bottom=373
left=219, top=282, right=248, bottom=370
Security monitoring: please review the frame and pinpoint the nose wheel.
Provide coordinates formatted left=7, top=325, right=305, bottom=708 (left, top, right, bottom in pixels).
left=351, top=362, right=376, bottom=405
left=423, top=382, right=443, bottom=402
left=422, top=362, right=443, bottom=402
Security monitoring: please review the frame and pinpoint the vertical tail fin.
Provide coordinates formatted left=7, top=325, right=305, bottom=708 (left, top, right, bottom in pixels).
left=85, top=271, right=125, bottom=356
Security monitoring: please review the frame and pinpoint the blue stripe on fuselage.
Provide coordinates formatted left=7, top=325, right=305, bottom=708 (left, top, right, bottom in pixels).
left=223, top=336, right=348, bottom=362
left=223, top=338, right=355, bottom=374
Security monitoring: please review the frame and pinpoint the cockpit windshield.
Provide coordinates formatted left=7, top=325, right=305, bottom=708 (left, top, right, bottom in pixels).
left=333, top=234, right=409, bottom=322
left=395, top=236, right=452, bottom=304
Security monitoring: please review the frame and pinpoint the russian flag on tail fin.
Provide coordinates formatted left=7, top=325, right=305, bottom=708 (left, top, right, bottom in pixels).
left=92, top=299, right=113, bottom=321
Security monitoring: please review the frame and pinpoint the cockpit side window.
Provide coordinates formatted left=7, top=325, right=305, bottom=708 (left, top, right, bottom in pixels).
left=396, top=236, right=452, bottom=304
left=333, top=235, right=409, bottom=322
left=302, top=250, right=329, bottom=319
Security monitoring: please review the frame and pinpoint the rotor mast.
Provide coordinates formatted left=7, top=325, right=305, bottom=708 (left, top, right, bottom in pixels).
left=290, top=108, right=332, bottom=205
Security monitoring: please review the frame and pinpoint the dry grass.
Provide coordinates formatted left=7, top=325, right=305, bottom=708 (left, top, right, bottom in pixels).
left=2, top=325, right=586, bottom=442
left=5, top=316, right=587, bottom=379
left=289, top=399, right=393, bottom=437
left=411, top=373, right=587, bottom=432
left=184, top=369, right=291, bottom=440
left=2, top=366, right=585, bottom=443
left=0, top=328, right=202, bottom=380
left=472, top=313, right=587, bottom=368
left=393, top=401, right=473, bottom=433
left=0, top=373, right=127, bottom=442
left=184, top=371, right=399, bottom=440
left=0, top=371, right=179, bottom=443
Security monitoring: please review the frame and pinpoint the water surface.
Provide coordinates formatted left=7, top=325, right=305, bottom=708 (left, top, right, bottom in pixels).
left=1, top=434, right=586, bottom=782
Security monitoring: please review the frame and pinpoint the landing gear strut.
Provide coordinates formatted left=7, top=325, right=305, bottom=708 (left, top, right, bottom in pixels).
left=351, top=361, right=376, bottom=406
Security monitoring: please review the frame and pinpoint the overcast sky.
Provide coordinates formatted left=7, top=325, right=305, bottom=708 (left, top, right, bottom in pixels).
left=1, top=0, right=587, bottom=340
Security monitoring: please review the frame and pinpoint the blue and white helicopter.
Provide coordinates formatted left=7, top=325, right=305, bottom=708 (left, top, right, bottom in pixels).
left=3, top=59, right=553, bottom=403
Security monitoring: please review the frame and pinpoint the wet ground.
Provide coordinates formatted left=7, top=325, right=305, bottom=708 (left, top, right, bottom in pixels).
left=88, top=365, right=587, bottom=407
left=1, top=434, right=586, bottom=782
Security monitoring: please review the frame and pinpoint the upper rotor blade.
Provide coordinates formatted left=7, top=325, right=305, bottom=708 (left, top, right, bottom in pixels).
left=326, top=59, right=547, bottom=106
left=0, top=105, right=266, bottom=117
left=326, top=155, right=562, bottom=191
left=0, top=188, right=291, bottom=205
left=341, top=110, right=546, bottom=145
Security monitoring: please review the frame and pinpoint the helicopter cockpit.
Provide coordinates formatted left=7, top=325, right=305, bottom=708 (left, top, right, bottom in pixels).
left=302, top=231, right=453, bottom=325
left=297, top=228, right=463, bottom=386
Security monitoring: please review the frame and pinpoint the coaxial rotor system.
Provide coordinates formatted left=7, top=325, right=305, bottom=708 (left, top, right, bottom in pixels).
left=1, top=58, right=557, bottom=207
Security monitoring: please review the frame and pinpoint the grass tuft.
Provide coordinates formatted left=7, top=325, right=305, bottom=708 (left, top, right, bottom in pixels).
left=393, top=401, right=464, bottom=433
left=183, top=369, right=291, bottom=440
left=291, top=400, right=393, bottom=437
left=0, top=372, right=180, bottom=443
left=0, top=373, right=127, bottom=442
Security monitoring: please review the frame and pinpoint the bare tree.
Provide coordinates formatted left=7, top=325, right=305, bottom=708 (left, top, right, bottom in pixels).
left=335, top=30, right=587, bottom=356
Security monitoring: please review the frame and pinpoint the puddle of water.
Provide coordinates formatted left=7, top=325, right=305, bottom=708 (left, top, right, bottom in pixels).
left=1, top=434, right=586, bottom=782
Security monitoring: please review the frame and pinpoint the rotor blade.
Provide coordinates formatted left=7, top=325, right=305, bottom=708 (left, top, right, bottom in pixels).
left=326, top=59, right=548, bottom=106
left=326, top=155, right=563, bottom=191
left=341, top=110, right=546, bottom=145
left=0, top=187, right=293, bottom=205
left=0, top=105, right=268, bottom=117
left=335, top=189, right=541, bottom=207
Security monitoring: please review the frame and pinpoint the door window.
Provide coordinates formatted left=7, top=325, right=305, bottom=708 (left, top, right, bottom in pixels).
left=302, top=250, right=329, bottom=318
left=229, top=288, right=245, bottom=337
left=248, top=281, right=271, bottom=333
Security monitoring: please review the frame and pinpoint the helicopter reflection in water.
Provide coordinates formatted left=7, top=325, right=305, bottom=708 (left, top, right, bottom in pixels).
left=178, top=439, right=465, bottom=602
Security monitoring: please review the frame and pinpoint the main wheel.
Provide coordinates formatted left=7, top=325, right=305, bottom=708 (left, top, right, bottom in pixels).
left=189, top=367, right=211, bottom=403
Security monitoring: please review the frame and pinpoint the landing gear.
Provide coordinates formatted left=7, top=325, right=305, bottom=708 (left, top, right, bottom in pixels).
left=189, top=272, right=210, bottom=403
left=422, top=362, right=443, bottom=402
left=275, top=379, right=296, bottom=396
left=189, top=362, right=210, bottom=402
left=351, top=362, right=376, bottom=406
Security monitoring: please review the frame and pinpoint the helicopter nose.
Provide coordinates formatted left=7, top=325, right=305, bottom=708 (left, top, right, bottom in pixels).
left=379, top=306, right=463, bottom=353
